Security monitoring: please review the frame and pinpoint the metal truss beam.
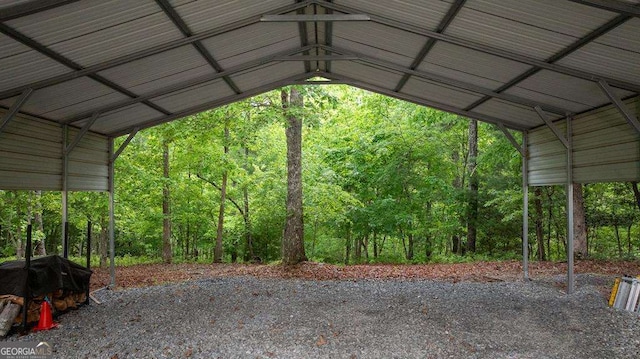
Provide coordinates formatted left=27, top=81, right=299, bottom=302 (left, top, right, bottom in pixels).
left=597, top=80, right=640, bottom=134
left=261, top=14, right=370, bottom=22
left=111, top=127, right=139, bottom=162
left=65, top=112, right=99, bottom=155
left=534, top=106, right=570, bottom=148
left=497, top=123, right=524, bottom=156
left=0, top=88, right=33, bottom=134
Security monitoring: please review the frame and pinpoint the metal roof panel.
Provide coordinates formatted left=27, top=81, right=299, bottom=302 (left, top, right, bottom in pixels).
left=89, top=103, right=164, bottom=134
left=97, top=45, right=215, bottom=95
left=336, top=0, right=452, bottom=30
left=557, top=18, right=640, bottom=86
left=150, top=79, right=236, bottom=113
left=401, top=76, right=485, bottom=109
left=419, top=41, right=533, bottom=90
left=474, top=98, right=549, bottom=128
left=231, top=62, right=306, bottom=92
left=445, top=0, right=618, bottom=60
left=10, top=77, right=129, bottom=120
left=201, top=22, right=300, bottom=69
left=7, top=0, right=184, bottom=67
left=169, top=0, right=291, bottom=33
left=0, top=34, right=71, bottom=92
left=331, top=61, right=404, bottom=90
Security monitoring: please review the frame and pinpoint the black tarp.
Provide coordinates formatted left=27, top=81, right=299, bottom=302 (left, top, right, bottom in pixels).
left=0, top=255, right=92, bottom=297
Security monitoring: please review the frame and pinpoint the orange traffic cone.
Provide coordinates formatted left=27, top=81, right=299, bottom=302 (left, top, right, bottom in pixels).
left=33, top=300, right=58, bottom=331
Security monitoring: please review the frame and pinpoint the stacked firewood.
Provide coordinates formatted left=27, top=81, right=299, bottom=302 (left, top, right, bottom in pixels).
left=0, top=290, right=87, bottom=336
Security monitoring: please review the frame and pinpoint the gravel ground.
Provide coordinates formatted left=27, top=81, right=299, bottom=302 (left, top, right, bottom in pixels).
left=2, top=274, right=639, bottom=359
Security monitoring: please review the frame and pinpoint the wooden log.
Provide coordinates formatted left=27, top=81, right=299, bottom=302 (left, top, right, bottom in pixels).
left=0, top=302, right=21, bottom=337
left=65, top=296, right=77, bottom=309
left=53, top=299, right=67, bottom=312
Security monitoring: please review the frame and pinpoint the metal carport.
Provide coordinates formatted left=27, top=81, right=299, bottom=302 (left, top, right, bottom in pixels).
left=1, top=0, right=639, bottom=292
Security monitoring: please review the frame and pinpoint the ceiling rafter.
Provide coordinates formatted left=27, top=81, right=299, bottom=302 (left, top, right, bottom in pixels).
left=0, top=1, right=314, bottom=101
left=464, top=13, right=632, bottom=112
left=0, top=23, right=172, bottom=116
left=316, top=0, right=640, bottom=94
left=394, top=0, right=466, bottom=93
left=63, top=45, right=315, bottom=124
left=154, top=0, right=242, bottom=95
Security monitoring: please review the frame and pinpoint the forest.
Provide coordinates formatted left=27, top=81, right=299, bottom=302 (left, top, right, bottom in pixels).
left=1, top=85, right=639, bottom=266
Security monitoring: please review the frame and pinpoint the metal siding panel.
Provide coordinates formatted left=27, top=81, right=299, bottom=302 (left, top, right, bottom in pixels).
left=401, top=76, right=484, bottom=109
left=230, top=62, right=305, bottom=93
left=445, top=0, right=617, bottom=60
left=150, top=79, right=236, bottom=113
left=0, top=171, right=61, bottom=191
left=0, top=34, right=71, bottom=93
left=332, top=21, right=425, bottom=67
left=527, top=123, right=568, bottom=186
left=332, top=61, right=404, bottom=90
left=169, top=0, right=291, bottom=34
left=201, top=22, right=300, bottom=69
left=574, top=163, right=640, bottom=183
left=7, top=0, right=184, bottom=67
left=97, top=45, right=215, bottom=95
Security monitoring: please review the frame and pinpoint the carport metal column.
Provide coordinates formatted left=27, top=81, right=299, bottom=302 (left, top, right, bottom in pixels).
left=62, top=124, right=68, bottom=258
left=108, top=128, right=139, bottom=287
left=522, top=132, right=529, bottom=280
left=566, top=116, right=575, bottom=294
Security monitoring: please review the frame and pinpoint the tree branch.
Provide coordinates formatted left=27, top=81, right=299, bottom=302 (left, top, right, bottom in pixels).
left=196, top=173, right=245, bottom=216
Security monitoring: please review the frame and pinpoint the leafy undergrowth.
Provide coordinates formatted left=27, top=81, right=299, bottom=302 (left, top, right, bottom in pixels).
left=89, top=260, right=640, bottom=291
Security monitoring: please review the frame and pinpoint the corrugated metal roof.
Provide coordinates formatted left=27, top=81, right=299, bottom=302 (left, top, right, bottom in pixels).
left=0, top=0, right=637, bottom=139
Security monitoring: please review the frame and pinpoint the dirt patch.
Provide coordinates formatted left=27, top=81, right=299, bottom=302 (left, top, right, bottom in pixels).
left=90, top=260, right=640, bottom=290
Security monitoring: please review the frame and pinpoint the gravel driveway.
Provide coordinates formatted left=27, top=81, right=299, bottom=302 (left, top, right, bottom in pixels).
left=2, top=275, right=639, bottom=358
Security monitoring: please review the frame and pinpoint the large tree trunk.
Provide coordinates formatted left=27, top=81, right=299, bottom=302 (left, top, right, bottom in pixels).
left=162, top=141, right=172, bottom=264
left=534, top=187, right=546, bottom=260
left=214, top=122, right=230, bottom=263
left=466, top=119, right=478, bottom=253
left=572, top=183, right=587, bottom=259
left=281, top=88, right=307, bottom=265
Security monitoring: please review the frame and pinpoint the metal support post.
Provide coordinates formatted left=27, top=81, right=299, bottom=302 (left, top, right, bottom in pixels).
left=86, top=221, right=91, bottom=305
left=108, top=138, right=116, bottom=288
left=22, top=223, right=32, bottom=333
left=522, top=131, right=529, bottom=280
left=61, top=125, right=69, bottom=258
left=566, top=116, right=575, bottom=294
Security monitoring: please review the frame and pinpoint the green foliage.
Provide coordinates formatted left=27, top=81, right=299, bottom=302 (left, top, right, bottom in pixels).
left=1, top=86, right=638, bottom=265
